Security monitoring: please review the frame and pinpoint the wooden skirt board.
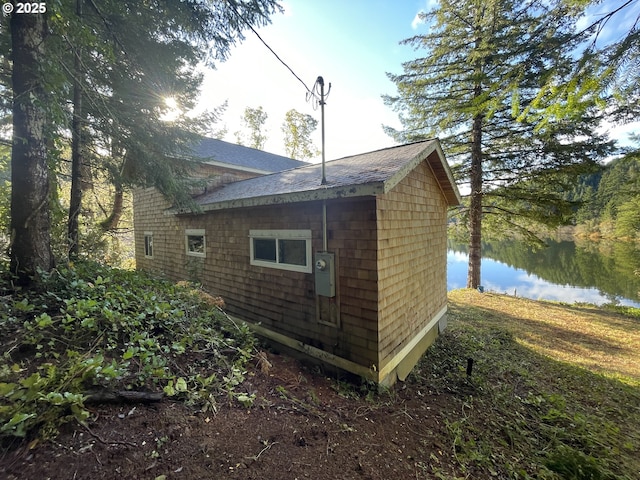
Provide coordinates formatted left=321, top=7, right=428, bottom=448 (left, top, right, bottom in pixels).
left=235, top=305, right=448, bottom=386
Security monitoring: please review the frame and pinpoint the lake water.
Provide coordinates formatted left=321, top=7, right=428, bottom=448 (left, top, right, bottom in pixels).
left=447, top=239, right=640, bottom=308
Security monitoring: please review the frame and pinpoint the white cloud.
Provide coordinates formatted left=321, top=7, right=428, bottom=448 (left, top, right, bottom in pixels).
left=412, top=0, right=441, bottom=29
left=447, top=251, right=468, bottom=262
left=484, top=272, right=618, bottom=306
left=576, top=1, right=640, bottom=48
left=411, top=11, right=425, bottom=29
left=601, top=119, right=640, bottom=148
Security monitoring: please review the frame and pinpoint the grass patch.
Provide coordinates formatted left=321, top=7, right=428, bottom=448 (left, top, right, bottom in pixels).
left=448, top=289, right=640, bottom=385
left=407, top=289, right=640, bottom=479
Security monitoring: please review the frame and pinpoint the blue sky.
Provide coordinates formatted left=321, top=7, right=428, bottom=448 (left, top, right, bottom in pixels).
left=199, top=0, right=639, bottom=161
left=200, top=0, right=430, bottom=160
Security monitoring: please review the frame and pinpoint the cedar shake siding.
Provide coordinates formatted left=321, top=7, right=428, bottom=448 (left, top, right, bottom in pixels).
left=376, top=159, right=449, bottom=379
left=134, top=140, right=461, bottom=385
left=134, top=193, right=380, bottom=369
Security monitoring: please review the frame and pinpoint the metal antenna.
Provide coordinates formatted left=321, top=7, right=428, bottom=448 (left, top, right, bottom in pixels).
left=318, top=76, right=327, bottom=185
left=307, top=76, right=331, bottom=185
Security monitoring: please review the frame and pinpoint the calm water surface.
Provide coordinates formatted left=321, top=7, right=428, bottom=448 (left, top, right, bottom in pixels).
left=447, top=239, right=640, bottom=308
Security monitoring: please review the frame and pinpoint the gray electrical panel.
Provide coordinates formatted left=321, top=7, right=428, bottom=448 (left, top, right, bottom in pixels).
left=314, top=252, right=335, bottom=297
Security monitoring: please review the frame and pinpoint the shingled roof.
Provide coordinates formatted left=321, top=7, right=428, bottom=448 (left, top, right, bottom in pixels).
left=190, top=137, right=306, bottom=173
left=174, top=140, right=460, bottom=214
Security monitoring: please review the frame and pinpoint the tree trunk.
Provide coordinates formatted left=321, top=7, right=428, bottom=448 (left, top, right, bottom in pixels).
left=100, top=182, right=124, bottom=232
left=10, top=10, right=54, bottom=284
left=68, top=0, right=84, bottom=259
left=84, top=390, right=163, bottom=404
left=68, top=56, right=83, bottom=257
left=467, top=113, right=483, bottom=289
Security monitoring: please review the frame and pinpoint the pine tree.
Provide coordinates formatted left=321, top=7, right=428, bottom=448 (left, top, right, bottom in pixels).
left=384, top=0, right=614, bottom=288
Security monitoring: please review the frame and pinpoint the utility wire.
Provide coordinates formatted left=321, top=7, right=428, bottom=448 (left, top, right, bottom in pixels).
left=228, top=2, right=313, bottom=95
left=228, top=1, right=330, bottom=175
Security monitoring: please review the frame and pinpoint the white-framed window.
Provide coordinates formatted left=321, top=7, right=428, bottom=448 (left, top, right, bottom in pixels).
left=144, top=232, right=154, bottom=258
left=249, top=229, right=312, bottom=273
left=185, top=229, right=206, bottom=257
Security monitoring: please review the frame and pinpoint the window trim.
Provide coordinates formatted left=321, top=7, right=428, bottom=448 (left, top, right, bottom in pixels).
left=185, top=228, right=206, bottom=257
left=249, top=229, right=312, bottom=273
left=143, top=232, right=154, bottom=258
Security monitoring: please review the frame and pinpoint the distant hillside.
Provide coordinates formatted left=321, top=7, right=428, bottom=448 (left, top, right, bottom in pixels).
left=566, top=153, right=639, bottom=239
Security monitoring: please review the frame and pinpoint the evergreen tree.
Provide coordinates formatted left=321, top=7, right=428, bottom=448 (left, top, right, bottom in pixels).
left=0, top=147, right=10, bottom=251
left=4, top=0, right=281, bottom=272
left=592, top=154, right=639, bottom=235
left=67, top=0, right=85, bottom=258
left=9, top=8, right=54, bottom=283
left=615, top=197, right=640, bottom=238
left=545, top=0, right=640, bottom=129
left=384, top=0, right=614, bottom=288
left=58, top=1, right=279, bottom=256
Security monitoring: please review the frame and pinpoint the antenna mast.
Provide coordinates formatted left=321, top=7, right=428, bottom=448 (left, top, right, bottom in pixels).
left=307, top=76, right=331, bottom=185
left=318, top=77, right=327, bottom=185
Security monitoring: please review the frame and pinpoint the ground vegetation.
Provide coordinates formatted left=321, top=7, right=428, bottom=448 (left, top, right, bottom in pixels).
left=1, top=265, right=639, bottom=479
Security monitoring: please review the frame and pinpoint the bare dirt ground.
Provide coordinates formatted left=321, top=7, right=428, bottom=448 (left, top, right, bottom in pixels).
left=0, top=353, right=461, bottom=480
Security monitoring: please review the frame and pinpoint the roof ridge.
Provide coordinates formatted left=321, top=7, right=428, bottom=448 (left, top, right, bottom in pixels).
left=194, top=135, right=292, bottom=157
left=326, top=139, right=438, bottom=163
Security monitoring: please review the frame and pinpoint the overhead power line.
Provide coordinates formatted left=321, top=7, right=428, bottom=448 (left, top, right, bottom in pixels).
left=229, top=3, right=331, bottom=183
left=228, top=2, right=312, bottom=95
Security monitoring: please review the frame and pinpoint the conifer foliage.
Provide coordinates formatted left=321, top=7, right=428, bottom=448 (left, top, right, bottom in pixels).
left=384, top=0, right=616, bottom=288
left=5, top=0, right=280, bottom=283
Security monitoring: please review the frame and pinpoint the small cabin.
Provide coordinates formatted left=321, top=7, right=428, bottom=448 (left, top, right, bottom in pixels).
left=133, top=138, right=461, bottom=386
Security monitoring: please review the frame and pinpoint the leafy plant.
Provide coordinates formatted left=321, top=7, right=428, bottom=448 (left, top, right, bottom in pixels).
left=0, top=261, right=257, bottom=442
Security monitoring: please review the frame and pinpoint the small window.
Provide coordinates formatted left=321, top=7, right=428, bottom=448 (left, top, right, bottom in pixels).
left=279, top=239, right=307, bottom=266
left=250, top=230, right=312, bottom=273
left=186, top=229, right=206, bottom=257
left=144, top=232, right=153, bottom=258
left=254, top=238, right=277, bottom=262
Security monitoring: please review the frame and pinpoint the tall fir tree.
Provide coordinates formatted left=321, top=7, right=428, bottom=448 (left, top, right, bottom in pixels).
left=5, top=0, right=280, bottom=271
left=61, top=0, right=280, bottom=256
left=384, top=0, right=614, bottom=288
left=538, top=0, right=640, bottom=128
left=9, top=8, right=54, bottom=283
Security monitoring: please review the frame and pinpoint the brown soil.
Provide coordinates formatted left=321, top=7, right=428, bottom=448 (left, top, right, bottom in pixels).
left=0, top=353, right=461, bottom=480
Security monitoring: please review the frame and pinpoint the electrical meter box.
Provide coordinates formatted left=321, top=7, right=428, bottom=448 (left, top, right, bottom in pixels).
left=314, top=252, right=335, bottom=297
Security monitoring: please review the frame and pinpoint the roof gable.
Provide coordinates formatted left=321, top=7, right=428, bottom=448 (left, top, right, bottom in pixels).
left=190, top=137, right=307, bottom=173
left=177, top=140, right=461, bottom=213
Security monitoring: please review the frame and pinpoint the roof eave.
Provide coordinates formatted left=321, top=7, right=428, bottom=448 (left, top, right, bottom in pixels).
left=429, top=141, right=462, bottom=206
left=167, top=181, right=385, bottom=215
left=199, top=158, right=273, bottom=174
left=383, top=140, right=439, bottom=193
